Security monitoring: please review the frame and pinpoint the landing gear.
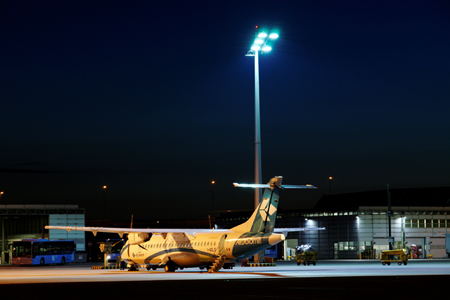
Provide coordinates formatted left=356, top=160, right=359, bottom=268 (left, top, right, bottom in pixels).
left=164, top=263, right=176, bottom=272
left=164, top=257, right=177, bottom=272
left=128, top=264, right=138, bottom=271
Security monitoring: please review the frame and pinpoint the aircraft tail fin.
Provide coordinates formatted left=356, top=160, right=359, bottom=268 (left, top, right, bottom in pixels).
left=231, top=176, right=317, bottom=234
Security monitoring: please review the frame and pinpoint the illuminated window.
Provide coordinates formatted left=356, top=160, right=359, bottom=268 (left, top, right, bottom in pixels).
left=432, top=219, right=439, bottom=228
left=405, top=218, right=412, bottom=228
left=419, top=219, right=425, bottom=228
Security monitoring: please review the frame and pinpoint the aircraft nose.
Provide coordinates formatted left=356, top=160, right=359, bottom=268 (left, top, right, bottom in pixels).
left=268, top=233, right=285, bottom=245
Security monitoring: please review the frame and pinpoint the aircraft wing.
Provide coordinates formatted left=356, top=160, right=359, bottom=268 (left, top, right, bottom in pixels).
left=274, top=227, right=326, bottom=232
left=45, top=226, right=233, bottom=238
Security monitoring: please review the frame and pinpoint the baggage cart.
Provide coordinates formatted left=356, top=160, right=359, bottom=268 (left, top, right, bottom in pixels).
left=380, top=249, right=408, bottom=266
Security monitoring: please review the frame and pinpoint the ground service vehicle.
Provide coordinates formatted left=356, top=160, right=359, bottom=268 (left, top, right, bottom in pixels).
left=380, top=249, right=408, bottom=266
left=12, top=239, right=75, bottom=265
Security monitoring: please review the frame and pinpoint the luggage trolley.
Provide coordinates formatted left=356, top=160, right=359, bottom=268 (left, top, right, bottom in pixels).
left=380, top=249, right=408, bottom=266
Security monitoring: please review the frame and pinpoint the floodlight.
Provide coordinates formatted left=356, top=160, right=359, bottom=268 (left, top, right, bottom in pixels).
left=262, top=45, right=272, bottom=52
left=258, top=32, right=268, bottom=38
left=251, top=45, right=261, bottom=50
left=269, top=33, right=279, bottom=39
left=254, top=38, right=264, bottom=44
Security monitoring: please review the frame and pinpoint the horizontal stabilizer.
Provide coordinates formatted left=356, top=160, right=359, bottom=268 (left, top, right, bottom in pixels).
left=274, top=227, right=326, bottom=232
left=233, top=183, right=317, bottom=189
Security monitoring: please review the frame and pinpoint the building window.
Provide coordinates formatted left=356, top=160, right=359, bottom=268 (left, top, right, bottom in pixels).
left=418, top=219, right=425, bottom=228
left=405, top=218, right=411, bottom=228
left=432, top=219, right=439, bottom=228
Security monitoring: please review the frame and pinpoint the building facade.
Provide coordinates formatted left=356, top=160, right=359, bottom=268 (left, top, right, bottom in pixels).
left=217, top=187, right=450, bottom=259
left=0, top=204, right=85, bottom=264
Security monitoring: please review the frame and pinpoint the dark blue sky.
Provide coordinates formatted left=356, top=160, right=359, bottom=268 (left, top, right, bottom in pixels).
left=1, top=1, right=449, bottom=221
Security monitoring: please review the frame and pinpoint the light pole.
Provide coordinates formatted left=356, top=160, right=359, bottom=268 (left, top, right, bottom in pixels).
left=211, top=181, right=215, bottom=229
left=246, top=27, right=279, bottom=209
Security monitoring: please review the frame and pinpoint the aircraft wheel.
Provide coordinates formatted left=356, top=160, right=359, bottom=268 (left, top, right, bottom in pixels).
left=165, top=264, right=175, bottom=272
left=152, top=266, right=157, bottom=270
left=382, top=262, right=386, bottom=266
left=398, top=262, right=402, bottom=266
left=128, top=264, right=138, bottom=271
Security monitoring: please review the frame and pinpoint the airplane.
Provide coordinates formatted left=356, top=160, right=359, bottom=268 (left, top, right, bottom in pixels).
left=46, top=176, right=320, bottom=272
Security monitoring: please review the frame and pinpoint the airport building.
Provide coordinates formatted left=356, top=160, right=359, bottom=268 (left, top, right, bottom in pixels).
left=217, top=187, right=450, bottom=260
left=0, top=204, right=85, bottom=264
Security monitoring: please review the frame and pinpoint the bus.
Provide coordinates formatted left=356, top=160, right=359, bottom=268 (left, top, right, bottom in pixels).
left=12, top=239, right=75, bottom=265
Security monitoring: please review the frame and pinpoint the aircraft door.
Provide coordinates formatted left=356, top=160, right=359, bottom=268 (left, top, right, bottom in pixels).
left=216, top=234, right=227, bottom=257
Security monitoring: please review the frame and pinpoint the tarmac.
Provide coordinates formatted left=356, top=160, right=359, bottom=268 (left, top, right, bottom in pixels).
left=1, top=259, right=450, bottom=299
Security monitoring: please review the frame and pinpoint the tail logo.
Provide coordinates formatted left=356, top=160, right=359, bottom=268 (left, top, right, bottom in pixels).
left=259, top=198, right=277, bottom=221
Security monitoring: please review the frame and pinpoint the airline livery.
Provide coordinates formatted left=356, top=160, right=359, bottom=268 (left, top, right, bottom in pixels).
left=46, top=176, right=318, bottom=272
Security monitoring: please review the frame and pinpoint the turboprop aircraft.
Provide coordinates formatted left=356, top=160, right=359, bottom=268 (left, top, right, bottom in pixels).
left=46, top=176, right=318, bottom=272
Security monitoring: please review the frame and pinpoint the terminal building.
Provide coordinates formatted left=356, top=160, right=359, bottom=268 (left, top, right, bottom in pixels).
left=217, top=187, right=450, bottom=260
left=0, top=204, right=85, bottom=264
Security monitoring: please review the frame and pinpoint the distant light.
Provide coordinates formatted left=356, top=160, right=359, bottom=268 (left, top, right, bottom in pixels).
left=262, top=45, right=272, bottom=52
left=258, top=32, right=268, bottom=38
left=103, top=185, right=107, bottom=189
left=211, top=181, right=215, bottom=184
left=329, top=177, right=333, bottom=180
left=269, top=33, right=279, bottom=39
left=251, top=45, right=261, bottom=51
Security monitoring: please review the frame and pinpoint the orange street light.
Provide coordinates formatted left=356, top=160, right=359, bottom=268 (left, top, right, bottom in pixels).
left=329, top=177, right=333, bottom=195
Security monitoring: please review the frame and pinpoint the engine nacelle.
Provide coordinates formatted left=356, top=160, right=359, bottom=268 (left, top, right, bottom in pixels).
left=127, top=232, right=151, bottom=245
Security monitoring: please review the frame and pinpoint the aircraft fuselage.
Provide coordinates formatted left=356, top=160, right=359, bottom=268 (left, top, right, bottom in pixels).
left=121, top=231, right=285, bottom=268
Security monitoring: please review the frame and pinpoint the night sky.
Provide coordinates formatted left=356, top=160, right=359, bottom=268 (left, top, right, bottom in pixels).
left=1, top=1, right=449, bottom=221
